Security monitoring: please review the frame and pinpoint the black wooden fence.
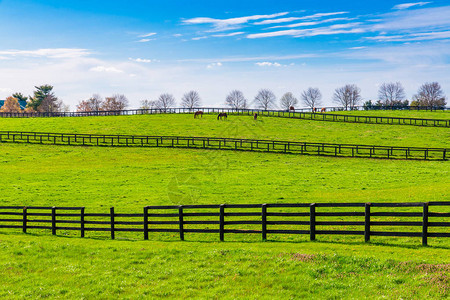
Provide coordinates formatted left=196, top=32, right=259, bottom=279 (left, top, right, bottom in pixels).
left=1, top=131, right=448, bottom=160
left=0, top=202, right=448, bottom=246
left=0, top=107, right=448, bottom=127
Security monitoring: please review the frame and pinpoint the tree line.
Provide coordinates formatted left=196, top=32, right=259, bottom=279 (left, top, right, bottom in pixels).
left=0, top=82, right=447, bottom=113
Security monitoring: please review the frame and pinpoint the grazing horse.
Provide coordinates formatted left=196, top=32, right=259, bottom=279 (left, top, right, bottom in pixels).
left=217, top=112, right=228, bottom=120
left=254, top=113, right=258, bottom=120
left=321, top=107, right=326, bottom=113
left=194, top=111, right=203, bottom=118
left=312, top=107, right=317, bottom=113
left=289, top=106, right=295, bottom=111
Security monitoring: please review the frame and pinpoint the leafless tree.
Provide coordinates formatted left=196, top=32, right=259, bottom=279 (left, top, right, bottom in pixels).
left=156, top=93, right=176, bottom=111
left=333, top=84, right=362, bottom=110
left=140, top=99, right=158, bottom=109
left=77, top=94, right=104, bottom=112
left=40, top=94, right=63, bottom=113
left=253, top=89, right=276, bottom=110
left=225, top=90, right=248, bottom=109
left=412, top=82, right=447, bottom=107
left=101, top=94, right=129, bottom=111
left=181, top=91, right=201, bottom=109
left=279, top=92, right=298, bottom=110
left=378, top=82, right=406, bottom=106
left=301, top=87, right=322, bottom=109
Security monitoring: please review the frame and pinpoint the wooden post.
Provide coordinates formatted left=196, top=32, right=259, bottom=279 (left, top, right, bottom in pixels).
left=219, top=204, right=225, bottom=241
left=365, top=203, right=371, bottom=242
left=422, top=203, right=428, bottom=246
left=23, top=206, right=27, bottom=233
left=262, top=204, right=267, bottom=240
left=178, top=205, right=184, bottom=241
left=52, top=206, right=56, bottom=235
left=80, top=207, right=85, bottom=238
left=110, top=207, right=115, bottom=240
left=144, top=206, right=149, bottom=240
left=310, top=203, right=316, bottom=241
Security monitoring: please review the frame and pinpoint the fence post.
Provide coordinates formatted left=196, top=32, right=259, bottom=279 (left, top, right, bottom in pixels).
left=219, top=204, right=225, bottom=241
left=178, top=205, right=184, bottom=241
left=422, top=202, right=428, bottom=246
left=262, top=204, right=267, bottom=241
left=23, top=206, right=27, bottom=233
left=80, top=207, right=85, bottom=238
left=144, top=206, right=148, bottom=240
left=310, top=203, right=316, bottom=241
left=52, top=206, right=56, bottom=235
left=110, top=207, right=115, bottom=240
left=365, top=203, right=371, bottom=242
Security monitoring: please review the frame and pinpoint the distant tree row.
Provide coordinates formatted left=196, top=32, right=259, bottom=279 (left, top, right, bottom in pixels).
left=1, top=85, right=67, bottom=113
left=76, top=94, right=129, bottom=112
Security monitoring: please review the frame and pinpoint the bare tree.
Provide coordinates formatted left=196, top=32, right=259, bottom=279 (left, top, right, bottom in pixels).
left=378, top=82, right=406, bottom=106
left=279, top=92, right=298, bottom=110
left=181, top=91, right=201, bottom=109
left=77, top=94, right=104, bottom=112
left=156, top=93, right=176, bottom=111
left=333, top=84, right=362, bottom=110
left=40, top=94, right=63, bottom=113
left=412, top=82, right=447, bottom=107
left=225, top=90, right=248, bottom=109
left=301, top=87, right=322, bottom=109
left=254, top=89, right=276, bottom=110
left=140, top=99, right=158, bottom=109
left=101, top=94, right=129, bottom=111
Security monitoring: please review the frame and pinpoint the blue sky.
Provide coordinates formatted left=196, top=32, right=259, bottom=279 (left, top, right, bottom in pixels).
left=0, top=0, right=449, bottom=108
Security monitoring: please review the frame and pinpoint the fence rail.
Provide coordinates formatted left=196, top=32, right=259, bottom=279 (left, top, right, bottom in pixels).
left=0, top=202, right=448, bottom=245
left=0, top=107, right=448, bottom=127
left=1, top=131, right=448, bottom=160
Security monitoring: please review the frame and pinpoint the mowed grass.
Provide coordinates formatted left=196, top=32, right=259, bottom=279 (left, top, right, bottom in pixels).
left=324, top=109, right=450, bottom=120
left=0, top=114, right=449, bottom=298
left=0, top=113, right=449, bottom=148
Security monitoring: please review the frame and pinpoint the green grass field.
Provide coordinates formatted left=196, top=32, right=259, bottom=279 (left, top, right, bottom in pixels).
left=0, top=114, right=448, bottom=298
left=324, top=109, right=450, bottom=120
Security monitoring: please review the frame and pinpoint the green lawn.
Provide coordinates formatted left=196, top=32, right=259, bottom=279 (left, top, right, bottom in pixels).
left=324, top=109, right=450, bottom=120
left=0, top=114, right=448, bottom=298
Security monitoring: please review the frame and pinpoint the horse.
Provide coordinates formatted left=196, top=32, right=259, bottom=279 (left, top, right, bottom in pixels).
left=254, top=113, right=258, bottom=120
left=217, top=112, right=228, bottom=120
left=320, top=107, right=326, bottom=113
left=194, top=111, right=203, bottom=118
left=289, top=106, right=295, bottom=111
left=312, top=107, right=317, bottom=113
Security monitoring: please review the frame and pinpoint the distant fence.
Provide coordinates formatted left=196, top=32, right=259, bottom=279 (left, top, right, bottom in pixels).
left=0, top=107, right=449, bottom=127
left=1, top=131, right=448, bottom=160
left=0, top=202, right=448, bottom=246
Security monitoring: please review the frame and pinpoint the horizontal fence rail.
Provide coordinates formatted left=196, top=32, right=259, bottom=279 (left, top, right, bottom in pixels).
left=0, top=202, right=448, bottom=246
left=0, top=131, right=448, bottom=160
left=0, top=107, right=448, bottom=127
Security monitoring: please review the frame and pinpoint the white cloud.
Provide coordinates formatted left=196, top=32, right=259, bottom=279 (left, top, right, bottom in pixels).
left=129, top=58, right=153, bottom=63
left=296, top=12, right=348, bottom=20
left=173, top=33, right=183, bottom=37
left=254, top=17, right=303, bottom=25
left=182, top=12, right=288, bottom=31
left=89, top=66, right=123, bottom=73
left=367, top=30, right=450, bottom=42
left=206, top=62, right=223, bottom=69
left=269, top=18, right=353, bottom=29
left=138, top=32, right=157, bottom=37
left=137, top=38, right=154, bottom=42
left=255, top=62, right=282, bottom=67
left=393, top=2, right=431, bottom=10
left=192, top=36, right=208, bottom=40
left=0, top=48, right=90, bottom=59
left=211, top=32, right=245, bottom=37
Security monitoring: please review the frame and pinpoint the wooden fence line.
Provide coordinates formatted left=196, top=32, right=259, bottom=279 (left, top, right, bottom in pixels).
left=0, top=131, right=448, bottom=161
left=0, top=202, right=448, bottom=246
left=0, top=107, right=448, bottom=127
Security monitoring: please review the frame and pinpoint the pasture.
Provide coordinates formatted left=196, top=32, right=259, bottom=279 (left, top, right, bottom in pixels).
left=0, top=113, right=449, bottom=298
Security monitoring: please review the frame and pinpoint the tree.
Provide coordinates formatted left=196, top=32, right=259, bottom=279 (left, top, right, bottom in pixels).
left=412, top=82, right=447, bottom=107
left=12, top=92, right=28, bottom=102
left=140, top=100, right=158, bottom=109
left=333, top=84, right=362, bottom=110
left=279, top=92, right=298, bottom=110
left=0, top=96, right=21, bottom=113
left=225, top=90, right=248, bottom=109
left=155, top=93, right=176, bottom=111
left=254, top=89, right=276, bottom=110
left=181, top=91, right=201, bottom=109
left=77, top=94, right=104, bottom=112
left=378, top=82, right=406, bottom=106
left=301, top=87, right=322, bottom=109
left=101, top=94, right=129, bottom=111
left=27, top=85, right=62, bottom=112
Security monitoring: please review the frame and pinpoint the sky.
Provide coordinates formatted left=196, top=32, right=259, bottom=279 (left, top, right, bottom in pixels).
left=0, top=0, right=449, bottom=108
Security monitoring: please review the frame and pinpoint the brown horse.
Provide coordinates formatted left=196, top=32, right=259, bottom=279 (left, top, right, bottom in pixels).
left=320, top=107, right=326, bottom=113
left=312, top=107, right=317, bottom=113
left=289, top=106, right=295, bottom=111
left=254, top=113, right=258, bottom=120
left=217, top=112, right=228, bottom=120
left=194, top=111, right=203, bottom=118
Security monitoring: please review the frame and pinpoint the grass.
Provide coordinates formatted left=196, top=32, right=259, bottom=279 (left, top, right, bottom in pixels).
left=0, top=113, right=448, bottom=298
left=324, top=109, right=450, bottom=120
